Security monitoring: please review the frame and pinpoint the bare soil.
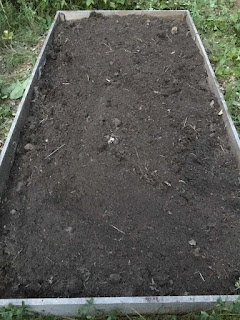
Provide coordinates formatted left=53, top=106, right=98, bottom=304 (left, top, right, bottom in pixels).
left=0, top=13, right=239, bottom=298
left=235, top=0, right=240, bottom=8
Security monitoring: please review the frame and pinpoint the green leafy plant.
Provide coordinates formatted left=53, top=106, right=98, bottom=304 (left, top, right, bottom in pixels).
left=1, top=30, right=13, bottom=41
left=1, top=78, right=29, bottom=100
left=196, top=298, right=240, bottom=320
left=0, top=302, right=26, bottom=320
left=235, top=277, right=240, bottom=291
left=78, top=298, right=96, bottom=319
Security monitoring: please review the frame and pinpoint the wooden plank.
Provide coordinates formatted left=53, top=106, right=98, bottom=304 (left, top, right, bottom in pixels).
left=0, top=11, right=239, bottom=314
left=59, top=10, right=188, bottom=21
left=0, top=296, right=239, bottom=316
left=186, top=11, right=240, bottom=164
left=0, top=12, right=61, bottom=199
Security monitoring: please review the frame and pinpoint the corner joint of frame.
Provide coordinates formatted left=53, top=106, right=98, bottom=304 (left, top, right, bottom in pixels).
left=59, top=12, right=66, bottom=22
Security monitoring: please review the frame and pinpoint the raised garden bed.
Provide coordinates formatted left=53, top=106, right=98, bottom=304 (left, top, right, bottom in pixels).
left=0, top=10, right=239, bottom=315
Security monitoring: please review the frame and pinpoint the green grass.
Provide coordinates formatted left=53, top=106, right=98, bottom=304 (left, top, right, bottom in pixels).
left=0, top=0, right=240, bottom=149
left=1, top=299, right=240, bottom=320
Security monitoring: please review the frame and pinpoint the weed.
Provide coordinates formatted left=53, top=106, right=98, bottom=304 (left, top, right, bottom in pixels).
left=78, top=298, right=105, bottom=320
left=0, top=302, right=26, bottom=320
left=235, top=277, right=240, bottom=291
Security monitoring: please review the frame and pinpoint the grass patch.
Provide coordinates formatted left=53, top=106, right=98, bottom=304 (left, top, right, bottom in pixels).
left=0, top=0, right=240, bottom=148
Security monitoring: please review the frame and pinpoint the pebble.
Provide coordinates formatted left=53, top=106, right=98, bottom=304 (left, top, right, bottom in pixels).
left=10, top=209, right=16, bottom=214
left=171, top=26, right=178, bottom=34
left=109, top=273, right=121, bottom=284
left=189, top=239, right=197, bottom=246
left=113, top=118, right=121, bottom=127
left=27, top=282, right=41, bottom=292
left=24, top=143, right=34, bottom=151
left=16, top=181, right=25, bottom=193
left=193, top=247, right=201, bottom=257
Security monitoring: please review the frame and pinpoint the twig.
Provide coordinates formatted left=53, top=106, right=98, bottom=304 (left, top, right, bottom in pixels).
left=45, top=144, right=65, bottom=159
left=110, top=224, right=125, bottom=234
left=164, top=66, right=170, bottom=73
left=125, top=313, right=133, bottom=320
left=183, top=117, right=188, bottom=128
left=40, top=115, right=48, bottom=123
left=166, top=34, right=172, bottom=42
left=134, top=147, right=144, bottom=176
left=199, top=272, right=205, bottom=282
left=131, top=308, right=147, bottom=320
left=101, top=42, right=113, bottom=51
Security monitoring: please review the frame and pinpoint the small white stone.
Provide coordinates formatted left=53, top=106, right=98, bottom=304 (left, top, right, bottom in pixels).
left=189, top=239, right=197, bottom=246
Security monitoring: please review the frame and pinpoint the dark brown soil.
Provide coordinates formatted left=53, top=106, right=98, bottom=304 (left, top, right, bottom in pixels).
left=0, top=13, right=240, bottom=299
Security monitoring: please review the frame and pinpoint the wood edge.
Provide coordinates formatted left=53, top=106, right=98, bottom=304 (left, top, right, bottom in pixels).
left=0, top=12, right=60, bottom=198
left=58, top=10, right=188, bottom=21
left=0, top=296, right=238, bottom=316
left=185, top=11, right=240, bottom=165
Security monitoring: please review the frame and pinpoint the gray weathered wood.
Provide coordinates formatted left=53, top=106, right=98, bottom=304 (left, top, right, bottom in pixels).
left=0, top=10, right=239, bottom=315
left=186, top=11, right=240, bottom=164
left=0, top=12, right=60, bottom=199
left=0, top=296, right=239, bottom=316
left=59, top=10, right=187, bottom=21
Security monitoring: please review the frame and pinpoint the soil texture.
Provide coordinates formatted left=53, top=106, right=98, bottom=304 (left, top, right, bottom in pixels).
left=0, top=13, right=240, bottom=298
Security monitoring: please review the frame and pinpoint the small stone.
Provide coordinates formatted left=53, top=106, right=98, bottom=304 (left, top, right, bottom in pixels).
left=113, top=118, right=121, bottom=127
left=27, top=282, right=41, bottom=292
left=210, top=124, right=216, bottom=133
left=16, top=181, right=25, bottom=193
left=109, top=273, right=121, bottom=284
left=147, top=252, right=153, bottom=258
left=2, top=226, right=8, bottom=236
left=10, top=209, right=16, bottom=214
left=113, top=136, right=120, bottom=145
left=193, top=247, right=201, bottom=257
left=65, top=226, right=73, bottom=233
left=24, top=143, right=34, bottom=151
left=210, top=100, right=215, bottom=108
left=171, top=26, right=178, bottom=34
left=189, top=239, right=197, bottom=246
left=109, top=61, right=114, bottom=66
